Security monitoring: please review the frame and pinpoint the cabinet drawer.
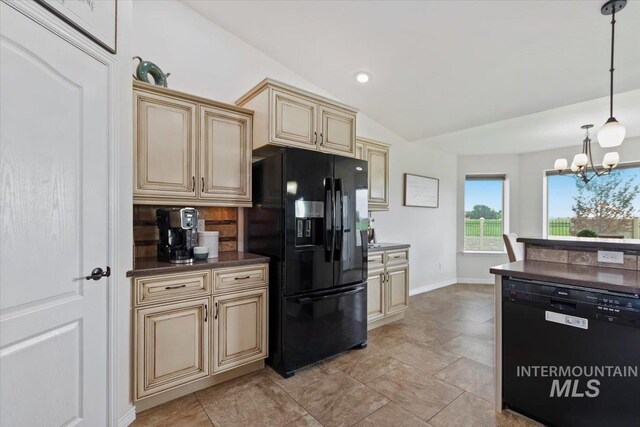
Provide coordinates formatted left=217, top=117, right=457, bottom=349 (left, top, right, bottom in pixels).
left=135, top=271, right=210, bottom=306
left=385, top=249, right=409, bottom=266
left=213, top=264, right=268, bottom=293
left=367, top=252, right=384, bottom=269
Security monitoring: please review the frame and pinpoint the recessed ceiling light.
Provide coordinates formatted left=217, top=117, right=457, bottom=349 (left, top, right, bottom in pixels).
left=354, top=71, right=371, bottom=84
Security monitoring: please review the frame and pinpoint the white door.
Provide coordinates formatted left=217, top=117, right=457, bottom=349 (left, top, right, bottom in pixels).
left=1, top=3, right=110, bottom=426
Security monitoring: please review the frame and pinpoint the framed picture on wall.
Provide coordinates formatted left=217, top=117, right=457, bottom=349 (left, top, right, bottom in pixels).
left=36, top=0, right=117, bottom=53
left=404, top=173, right=439, bottom=208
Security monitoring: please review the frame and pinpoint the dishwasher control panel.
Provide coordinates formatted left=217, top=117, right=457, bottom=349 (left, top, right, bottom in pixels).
left=503, top=277, right=640, bottom=327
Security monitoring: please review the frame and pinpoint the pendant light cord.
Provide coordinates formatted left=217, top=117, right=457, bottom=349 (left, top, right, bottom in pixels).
left=609, top=9, right=616, bottom=118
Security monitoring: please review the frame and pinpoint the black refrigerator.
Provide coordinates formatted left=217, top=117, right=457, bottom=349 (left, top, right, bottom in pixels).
left=247, top=147, right=369, bottom=378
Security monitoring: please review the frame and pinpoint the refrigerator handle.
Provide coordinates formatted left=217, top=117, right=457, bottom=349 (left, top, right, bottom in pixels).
left=324, top=177, right=335, bottom=262
left=334, top=179, right=343, bottom=262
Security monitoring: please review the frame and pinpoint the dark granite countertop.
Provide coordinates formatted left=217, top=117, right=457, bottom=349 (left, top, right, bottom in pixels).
left=491, top=260, right=640, bottom=295
left=518, top=236, right=640, bottom=253
left=368, top=242, right=411, bottom=253
left=127, top=252, right=270, bottom=278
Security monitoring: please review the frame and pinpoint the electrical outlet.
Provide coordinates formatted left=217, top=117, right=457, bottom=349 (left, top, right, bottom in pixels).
left=197, top=219, right=206, bottom=231
left=597, top=250, right=624, bottom=264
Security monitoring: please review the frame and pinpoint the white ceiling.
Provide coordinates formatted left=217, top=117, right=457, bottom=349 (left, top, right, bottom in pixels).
left=184, top=0, right=640, bottom=153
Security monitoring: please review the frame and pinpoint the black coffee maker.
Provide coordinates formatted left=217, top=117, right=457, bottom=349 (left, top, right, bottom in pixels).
left=157, top=208, right=198, bottom=263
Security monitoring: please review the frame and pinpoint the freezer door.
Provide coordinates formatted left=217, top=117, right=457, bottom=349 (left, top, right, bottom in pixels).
left=284, top=148, right=335, bottom=295
left=334, top=156, right=369, bottom=287
left=282, top=284, right=367, bottom=373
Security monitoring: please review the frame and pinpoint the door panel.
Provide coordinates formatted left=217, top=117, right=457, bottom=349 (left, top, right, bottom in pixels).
left=334, top=156, right=368, bottom=287
left=0, top=4, right=109, bottom=424
left=200, top=105, right=252, bottom=204
left=319, top=106, right=356, bottom=156
left=285, top=149, right=334, bottom=295
left=386, top=265, right=409, bottom=315
left=365, top=142, right=389, bottom=210
left=136, top=299, right=209, bottom=399
left=213, top=288, right=267, bottom=373
left=134, top=89, right=196, bottom=198
left=271, top=89, right=317, bottom=148
left=283, top=284, right=367, bottom=372
left=367, top=269, right=385, bottom=322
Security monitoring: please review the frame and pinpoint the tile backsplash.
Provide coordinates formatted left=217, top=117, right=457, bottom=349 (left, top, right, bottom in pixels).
left=525, top=246, right=640, bottom=271
left=133, top=205, right=238, bottom=258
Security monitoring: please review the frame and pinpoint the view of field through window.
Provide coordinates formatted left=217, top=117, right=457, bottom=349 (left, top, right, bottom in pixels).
left=547, top=166, right=640, bottom=238
left=464, top=178, right=505, bottom=251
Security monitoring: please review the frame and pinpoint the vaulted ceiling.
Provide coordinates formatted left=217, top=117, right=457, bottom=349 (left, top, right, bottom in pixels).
left=184, top=0, right=640, bottom=153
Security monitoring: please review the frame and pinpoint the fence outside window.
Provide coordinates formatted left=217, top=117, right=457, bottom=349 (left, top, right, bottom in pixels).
left=464, top=218, right=504, bottom=251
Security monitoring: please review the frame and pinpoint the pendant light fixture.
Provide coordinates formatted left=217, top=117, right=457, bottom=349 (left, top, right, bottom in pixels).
left=554, top=125, right=619, bottom=184
left=597, top=0, right=627, bottom=148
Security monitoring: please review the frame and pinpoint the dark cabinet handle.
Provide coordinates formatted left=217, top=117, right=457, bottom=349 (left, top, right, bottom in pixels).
left=201, top=177, right=205, bottom=192
left=319, top=132, right=324, bottom=146
left=234, top=276, right=251, bottom=280
left=314, top=131, right=318, bottom=144
left=85, top=266, right=110, bottom=281
left=205, top=304, right=208, bottom=322
left=192, top=176, right=195, bottom=191
left=214, top=302, right=219, bottom=319
left=165, top=284, right=186, bottom=290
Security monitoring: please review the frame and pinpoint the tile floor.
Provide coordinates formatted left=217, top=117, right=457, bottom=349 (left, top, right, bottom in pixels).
left=132, top=284, right=536, bottom=427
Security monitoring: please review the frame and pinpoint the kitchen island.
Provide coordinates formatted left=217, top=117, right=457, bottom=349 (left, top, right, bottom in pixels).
left=490, top=237, right=640, bottom=425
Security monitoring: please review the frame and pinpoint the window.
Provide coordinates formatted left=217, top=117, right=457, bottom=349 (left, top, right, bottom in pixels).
left=547, top=164, right=640, bottom=238
left=464, top=175, right=506, bottom=252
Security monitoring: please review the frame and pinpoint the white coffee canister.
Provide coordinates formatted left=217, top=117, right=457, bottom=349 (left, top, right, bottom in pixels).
left=197, top=231, right=219, bottom=259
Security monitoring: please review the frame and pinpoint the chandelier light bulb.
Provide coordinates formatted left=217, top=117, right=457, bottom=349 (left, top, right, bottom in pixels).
left=597, top=118, right=626, bottom=148
left=574, top=153, right=589, bottom=168
left=602, top=151, right=620, bottom=169
left=554, top=158, right=568, bottom=171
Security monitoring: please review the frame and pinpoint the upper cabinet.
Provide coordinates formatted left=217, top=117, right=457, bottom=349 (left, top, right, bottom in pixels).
left=237, top=79, right=357, bottom=157
left=356, top=137, right=390, bottom=211
left=133, top=81, right=253, bottom=207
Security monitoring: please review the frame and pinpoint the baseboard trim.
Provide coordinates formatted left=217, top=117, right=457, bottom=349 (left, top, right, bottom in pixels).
left=118, top=406, right=136, bottom=427
left=409, top=278, right=457, bottom=296
left=457, top=278, right=495, bottom=285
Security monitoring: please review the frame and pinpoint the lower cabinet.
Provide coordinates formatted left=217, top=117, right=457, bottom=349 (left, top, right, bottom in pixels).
left=213, top=288, right=268, bottom=373
left=386, top=264, right=409, bottom=315
left=136, top=298, right=210, bottom=399
left=367, top=248, right=410, bottom=328
left=133, top=263, right=268, bottom=403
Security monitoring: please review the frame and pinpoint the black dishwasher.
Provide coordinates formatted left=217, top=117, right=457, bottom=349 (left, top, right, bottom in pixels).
left=502, top=277, right=640, bottom=427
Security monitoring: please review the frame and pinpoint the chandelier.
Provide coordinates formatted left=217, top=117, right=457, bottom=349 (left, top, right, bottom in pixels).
left=554, top=125, right=619, bottom=184
left=553, top=0, right=627, bottom=182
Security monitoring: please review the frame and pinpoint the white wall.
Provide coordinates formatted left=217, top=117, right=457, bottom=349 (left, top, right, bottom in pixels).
left=457, top=137, right=640, bottom=281
left=131, top=0, right=458, bottom=291
left=456, top=154, right=520, bottom=283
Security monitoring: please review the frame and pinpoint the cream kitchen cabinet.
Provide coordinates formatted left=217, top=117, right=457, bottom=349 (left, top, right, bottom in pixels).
left=133, top=81, right=253, bottom=207
left=213, top=288, right=268, bottom=374
left=367, top=246, right=410, bottom=329
left=131, top=262, right=269, bottom=410
left=135, top=298, right=210, bottom=399
left=237, top=78, right=357, bottom=157
left=356, top=137, right=390, bottom=211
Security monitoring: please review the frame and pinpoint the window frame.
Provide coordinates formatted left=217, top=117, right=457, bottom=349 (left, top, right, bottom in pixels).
left=544, top=161, right=640, bottom=239
left=463, top=174, right=509, bottom=255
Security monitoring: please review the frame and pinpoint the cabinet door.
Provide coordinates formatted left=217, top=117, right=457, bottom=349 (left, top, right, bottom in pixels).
left=386, top=264, right=409, bottom=315
left=270, top=89, right=317, bottom=149
left=365, top=143, right=390, bottom=210
left=136, top=298, right=209, bottom=399
left=318, top=105, right=356, bottom=156
left=367, top=268, right=386, bottom=322
left=134, top=89, right=196, bottom=198
left=355, top=141, right=365, bottom=160
left=199, top=105, right=252, bottom=205
left=213, top=288, right=267, bottom=373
